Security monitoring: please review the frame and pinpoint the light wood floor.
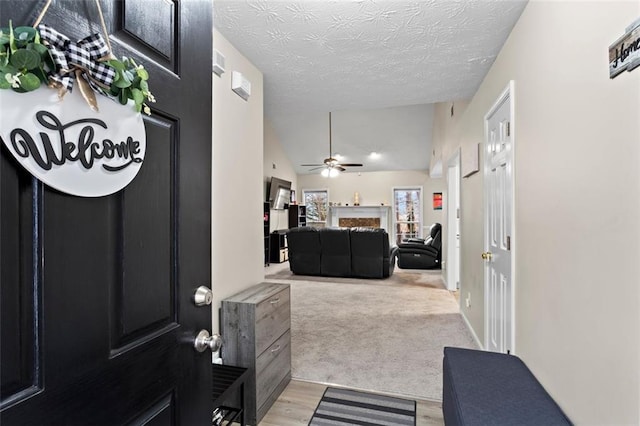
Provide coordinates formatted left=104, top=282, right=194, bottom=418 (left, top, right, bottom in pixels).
left=259, top=380, right=444, bottom=426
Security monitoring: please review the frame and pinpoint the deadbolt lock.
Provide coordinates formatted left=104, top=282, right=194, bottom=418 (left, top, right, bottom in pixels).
left=194, top=286, right=213, bottom=306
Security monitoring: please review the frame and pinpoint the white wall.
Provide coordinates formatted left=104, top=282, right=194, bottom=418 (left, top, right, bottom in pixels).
left=274, top=104, right=435, bottom=173
left=431, top=101, right=470, bottom=278
left=432, top=1, right=640, bottom=423
left=297, top=170, right=445, bottom=238
left=431, top=101, right=469, bottom=173
left=264, top=119, right=297, bottom=232
left=422, top=176, right=446, bottom=230
left=212, top=30, right=264, bottom=333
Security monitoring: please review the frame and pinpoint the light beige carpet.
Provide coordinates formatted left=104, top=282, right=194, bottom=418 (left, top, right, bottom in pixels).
left=265, top=269, right=478, bottom=401
left=265, top=267, right=445, bottom=287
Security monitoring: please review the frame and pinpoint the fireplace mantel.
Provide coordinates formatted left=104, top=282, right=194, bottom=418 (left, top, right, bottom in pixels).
left=328, top=206, right=392, bottom=239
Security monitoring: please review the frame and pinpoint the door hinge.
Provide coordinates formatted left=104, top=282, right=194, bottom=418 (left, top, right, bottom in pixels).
left=456, top=208, right=460, bottom=219
left=506, top=122, right=511, bottom=137
left=506, top=236, right=511, bottom=251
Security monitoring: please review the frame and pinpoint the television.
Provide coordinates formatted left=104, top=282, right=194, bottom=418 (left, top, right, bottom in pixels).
left=267, top=177, right=291, bottom=210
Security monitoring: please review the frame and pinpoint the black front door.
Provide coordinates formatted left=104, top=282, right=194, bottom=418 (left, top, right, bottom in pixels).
left=1, top=1, right=213, bottom=424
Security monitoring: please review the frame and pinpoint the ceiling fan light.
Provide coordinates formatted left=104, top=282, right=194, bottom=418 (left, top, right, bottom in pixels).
left=321, top=168, right=330, bottom=177
left=329, top=168, right=340, bottom=178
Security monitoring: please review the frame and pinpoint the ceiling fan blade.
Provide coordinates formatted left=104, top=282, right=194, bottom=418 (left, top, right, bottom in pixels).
left=336, top=166, right=346, bottom=172
left=338, top=163, right=363, bottom=167
left=308, top=166, right=326, bottom=171
left=301, top=163, right=325, bottom=166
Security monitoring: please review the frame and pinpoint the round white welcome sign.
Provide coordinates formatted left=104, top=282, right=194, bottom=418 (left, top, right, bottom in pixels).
left=0, top=87, right=146, bottom=197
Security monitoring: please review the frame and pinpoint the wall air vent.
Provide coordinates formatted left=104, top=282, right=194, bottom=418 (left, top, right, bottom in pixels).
left=231, top=71, right=251, bottom=101
left=212, top=49, right=225, bottom=76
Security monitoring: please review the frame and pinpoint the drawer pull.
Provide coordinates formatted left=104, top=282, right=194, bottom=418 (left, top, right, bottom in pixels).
left=269, top=297, right=280, bottom=305
left=270, top=344, right=281, bottom=353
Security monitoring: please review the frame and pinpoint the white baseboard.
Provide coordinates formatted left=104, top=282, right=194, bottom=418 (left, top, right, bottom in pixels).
left=461, top=310, right=484, bottom=350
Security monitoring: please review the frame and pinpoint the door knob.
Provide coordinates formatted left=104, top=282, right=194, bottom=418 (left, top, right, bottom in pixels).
left=481, top=252, right=493, bottom=261
left=193, top=330, right=222, bottom=353
left=193, top=286, right=213, bottom=306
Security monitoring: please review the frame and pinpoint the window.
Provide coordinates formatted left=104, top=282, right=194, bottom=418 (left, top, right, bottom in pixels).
left=393, top=187, right=423, bottom=245
left=303, top=189, right=328, bottom=228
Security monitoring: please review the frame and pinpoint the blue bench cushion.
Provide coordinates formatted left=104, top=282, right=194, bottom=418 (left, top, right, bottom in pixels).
left=443, top=347, right=572, bottom=425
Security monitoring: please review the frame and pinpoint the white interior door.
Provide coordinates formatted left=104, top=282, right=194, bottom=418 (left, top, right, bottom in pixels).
left=484, top=82, right=515, bottom=354
left=446, top=153, right=461, bottom=292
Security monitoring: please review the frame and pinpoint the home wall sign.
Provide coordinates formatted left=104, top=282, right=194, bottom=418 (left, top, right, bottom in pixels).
left=609, top=17, right=640, bottom=79
left=0, top=86, right=146, bottom=197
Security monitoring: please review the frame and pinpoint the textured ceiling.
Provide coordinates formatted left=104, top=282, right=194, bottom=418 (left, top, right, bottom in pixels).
left=214, top=0, right=528, bottom=174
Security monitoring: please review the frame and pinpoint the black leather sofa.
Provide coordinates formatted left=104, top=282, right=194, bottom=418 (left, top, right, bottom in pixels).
left=396, top=222, right=442, bottom=269
left=287, top=227, right=396, bottom=278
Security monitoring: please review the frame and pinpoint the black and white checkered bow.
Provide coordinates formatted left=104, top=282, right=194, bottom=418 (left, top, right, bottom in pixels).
left=38, top=24, right=115, bottom=94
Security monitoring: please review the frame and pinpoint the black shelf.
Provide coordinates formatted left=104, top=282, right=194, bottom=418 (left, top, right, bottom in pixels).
left=269, top=230, right=288, bottom=263
left=288, top=204, right=306, bottom=228
left=263, top=202, right=270, bottom=266
left=212, top=406, right=241, bottom=426
left=212, top=364, right=249, bottom=426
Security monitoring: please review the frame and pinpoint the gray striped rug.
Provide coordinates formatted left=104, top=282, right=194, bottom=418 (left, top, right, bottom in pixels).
left=309, top=387, right=416, bottom=426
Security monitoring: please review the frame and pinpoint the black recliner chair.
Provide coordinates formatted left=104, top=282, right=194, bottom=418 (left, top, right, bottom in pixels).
left=287, top=226, right=322, bottom=275
left=350, top=228, right=396, bottom=278
left=396, top=223, right=442, bottom=269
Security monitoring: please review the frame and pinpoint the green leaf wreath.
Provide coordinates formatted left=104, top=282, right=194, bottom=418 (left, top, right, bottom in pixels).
left=0, top=21, right=155, bottom=114
left=0, top=22, right=54, bottom=92
left=105, top=56, right=155, bottom=115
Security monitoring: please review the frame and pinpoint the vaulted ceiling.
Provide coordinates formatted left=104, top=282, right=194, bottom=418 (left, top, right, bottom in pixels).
left=214, top=0, right=528, bottom=174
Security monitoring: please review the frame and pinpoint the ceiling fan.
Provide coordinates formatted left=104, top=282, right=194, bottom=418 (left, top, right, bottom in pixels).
left=301, top=112, right=363, bottom=177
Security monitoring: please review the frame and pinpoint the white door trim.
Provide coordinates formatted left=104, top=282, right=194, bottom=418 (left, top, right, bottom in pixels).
left=483, top=80, right=516, bottom=354
left=446, top=149, right=461, bottom=292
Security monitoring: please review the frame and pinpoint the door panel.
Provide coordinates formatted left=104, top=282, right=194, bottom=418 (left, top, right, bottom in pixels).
left=446, top=155, right=461, bottom=292
left=0, top=158, right=40, bottom=407
left=117, top=0, right=177, bottom=72
left=130, top=392, right=177, bottom=426
left=123, top=0, right=175, bottom=58
left=0, top=1, right=212, bottom=424
left=113, top=116, right=176, bottom=356
left=484, top=87, right=513, bottom=354
left=119, top=115, right=176, bottom=341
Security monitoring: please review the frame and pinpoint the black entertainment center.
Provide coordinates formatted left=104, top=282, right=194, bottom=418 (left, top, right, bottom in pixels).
left=269, top=230, right=288, bottom=264
left=265, top=177, right=293, bottom=264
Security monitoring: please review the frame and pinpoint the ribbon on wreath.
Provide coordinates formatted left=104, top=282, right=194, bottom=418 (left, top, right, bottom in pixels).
left=37, top=24, right=116, bottom=111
